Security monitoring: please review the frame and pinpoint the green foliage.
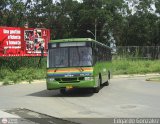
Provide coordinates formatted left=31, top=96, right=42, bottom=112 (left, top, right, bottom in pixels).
left=1, top=56, right=160, bottom=85
left=1, top=0, right=160, bottom=47
left=112, top=60, right=160, bottom=75
left=2, top=78, right=10, bottom=85
left=1, top=0, right=160, bottom=85
left=0, top=57, right=46, bottom=85
left=1, top=67, right=46, bottom=84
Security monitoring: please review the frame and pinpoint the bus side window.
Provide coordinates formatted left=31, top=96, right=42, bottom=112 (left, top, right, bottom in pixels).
left=93, top=48, right=98, bottom=65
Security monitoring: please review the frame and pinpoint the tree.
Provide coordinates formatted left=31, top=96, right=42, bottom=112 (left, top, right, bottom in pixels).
left=0, top=0, right=31, bottom=27
left=1, top=0, right=159, bottom=50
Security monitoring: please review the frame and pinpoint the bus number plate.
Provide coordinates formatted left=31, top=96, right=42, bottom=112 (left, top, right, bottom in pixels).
left=66, top=85, right=73, bottom=89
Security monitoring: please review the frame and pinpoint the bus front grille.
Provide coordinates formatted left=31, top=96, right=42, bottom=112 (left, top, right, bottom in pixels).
left=55, top=77, right=84, bottom=83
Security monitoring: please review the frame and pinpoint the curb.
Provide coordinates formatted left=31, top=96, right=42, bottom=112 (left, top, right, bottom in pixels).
left=0, top=110, right=20, bottom=118
left=112, top=73, right=160, bottom=79
left=0, top=82, right=3, bottom=86
left=20, top=79, right=45, bottom=84
left=0, top=79, right=46, bottom=87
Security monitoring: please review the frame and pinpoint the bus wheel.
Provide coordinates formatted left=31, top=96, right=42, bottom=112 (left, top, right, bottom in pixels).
left=60, top=89, right=66, bottom=94
left=93, top=77, right=101, bottom=93
left=104, top=71, right=110, bottom=86
left=104, top=80, right=109, bottom=86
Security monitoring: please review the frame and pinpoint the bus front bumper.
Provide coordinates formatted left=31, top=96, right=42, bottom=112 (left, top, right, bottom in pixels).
left=46, top=79, right=96, bottom=90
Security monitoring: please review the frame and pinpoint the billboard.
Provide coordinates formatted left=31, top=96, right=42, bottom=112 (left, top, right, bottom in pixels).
left=0, top=27, right=50, bottom=57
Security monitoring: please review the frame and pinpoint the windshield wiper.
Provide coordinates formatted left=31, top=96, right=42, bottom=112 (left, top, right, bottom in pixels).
left=54, top=67, right=58, bottom=72
left=78, top=67, right=84, bottom=72
left=54, top=60, right=65, bottom=72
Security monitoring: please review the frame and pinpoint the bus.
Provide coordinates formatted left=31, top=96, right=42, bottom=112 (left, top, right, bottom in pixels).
left=46, top=38, right=112, bottom=93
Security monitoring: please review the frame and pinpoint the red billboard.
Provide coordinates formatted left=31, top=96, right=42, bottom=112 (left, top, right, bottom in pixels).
left=0, top=27, right=50, bottom=57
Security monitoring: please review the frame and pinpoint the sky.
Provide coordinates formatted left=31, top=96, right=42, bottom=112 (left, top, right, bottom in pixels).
left=127, top=0, right=156, bottom=14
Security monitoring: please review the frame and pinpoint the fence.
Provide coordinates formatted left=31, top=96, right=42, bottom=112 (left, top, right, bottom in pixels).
left=112, top=46, right=160, bottom=60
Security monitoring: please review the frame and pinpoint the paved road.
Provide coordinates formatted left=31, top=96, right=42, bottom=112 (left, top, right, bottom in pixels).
left=0, top=77, right=160, bottom=124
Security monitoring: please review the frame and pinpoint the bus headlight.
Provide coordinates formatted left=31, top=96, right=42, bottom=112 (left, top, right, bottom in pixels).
left=48, top=78, right=55, bottom=81
left=84, top=77, right=94, bottom=81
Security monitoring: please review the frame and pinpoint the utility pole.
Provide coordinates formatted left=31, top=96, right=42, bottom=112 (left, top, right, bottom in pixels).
left=87, top=19, right=97, bottom=41
left=95, top=19, right=97, bottom=41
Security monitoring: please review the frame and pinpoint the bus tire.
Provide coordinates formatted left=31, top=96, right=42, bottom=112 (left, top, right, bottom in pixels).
left=104, top=80, right=109, bottom=86
left=104, top=71, right=110, bottom=86
left=60, top=89, right=66, bottom=94
left=93, top=77, right=101, bottom=93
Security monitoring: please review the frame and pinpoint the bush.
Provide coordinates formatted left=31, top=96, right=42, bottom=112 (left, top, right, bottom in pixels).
left=111, top=60, right=160, bottom=75
left=0, top=57, right=46, bottom=84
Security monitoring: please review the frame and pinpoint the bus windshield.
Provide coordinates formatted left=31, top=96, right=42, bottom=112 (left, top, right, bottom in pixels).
left=48, top=47, right=92, bottom=67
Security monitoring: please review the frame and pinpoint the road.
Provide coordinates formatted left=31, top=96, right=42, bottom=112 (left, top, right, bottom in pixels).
left=0, top=77, right=160, bottom=124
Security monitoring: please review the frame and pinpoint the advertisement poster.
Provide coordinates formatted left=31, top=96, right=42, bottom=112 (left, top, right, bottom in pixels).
left=0, top=27, right=50, bottom=57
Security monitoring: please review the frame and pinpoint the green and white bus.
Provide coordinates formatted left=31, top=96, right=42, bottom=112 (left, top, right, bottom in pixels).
left=46, top=38, right=112, bottom=93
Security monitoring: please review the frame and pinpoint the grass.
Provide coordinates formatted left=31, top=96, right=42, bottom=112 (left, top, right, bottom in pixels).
left=0, top=57, right=160, bottom=85
left=0, top=67, right=46, bottom=85
left=0, top=57, right=46, bottom=85
left=111, top=59, right=160, bottom=75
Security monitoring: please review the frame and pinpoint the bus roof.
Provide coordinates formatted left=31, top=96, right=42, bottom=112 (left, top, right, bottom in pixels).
left=50, top=38, right=111, bottom=49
